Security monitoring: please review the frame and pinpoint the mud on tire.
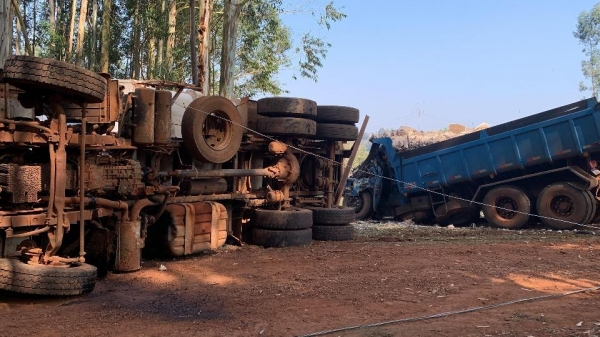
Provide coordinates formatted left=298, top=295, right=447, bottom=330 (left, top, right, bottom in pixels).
left=0, top=258, right=97, bottom=296
left=3, top=55, right=107, bottom=103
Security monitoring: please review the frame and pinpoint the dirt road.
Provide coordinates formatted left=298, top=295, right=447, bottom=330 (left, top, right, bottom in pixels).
left=1, top=222, right=600, bottom=337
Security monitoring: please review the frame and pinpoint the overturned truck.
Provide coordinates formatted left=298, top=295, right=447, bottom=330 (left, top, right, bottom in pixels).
left=0, top=55, right=359, bottom=295
left=346, top=98, right=600, bottom=229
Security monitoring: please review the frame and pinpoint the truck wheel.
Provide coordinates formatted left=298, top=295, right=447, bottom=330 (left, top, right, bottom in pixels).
left=256, top=117, right=316, bottom=137
left=257, top=97, right=317, bottom=118
left=254, top=208, right=313, bottom=230
left=0, top=258, right=97, bottom=296
left=536, top=183, right=589, bottom=230
left=435, top=199, right=480, bottom=227
left=3, top=55, right=107, bottom=103
left=583, top=190, right=597, bottom=225
left=316, top=106, right=360, bottom=124
left=312, top=224, right=354, bottom=241
left=315, top=124, right=358, bottom=141
left=343, top=190, right=373, bottom=220
left=305, top=206, right=356, bottom=225
left=252, top=228, right=312, bottom=248
left=482, top=185, right=530, bottom=229
left=181, top=96, right=243, bottom=163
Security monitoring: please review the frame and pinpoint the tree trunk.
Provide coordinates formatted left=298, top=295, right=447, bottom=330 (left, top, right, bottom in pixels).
left=75, top=0, right=88, bottom=65
left=147, top=38, right=155, bottom=79
left=67, top=0, right=76, bottom=60
left=132, top=0, right=140, bottom=78
left=11, top=0, right=31, bottom=56
left=99, top=0, right=111, bottom=72
left=48, top=0, right=55, bottom=27
left=165, top=0, right=176, bottom=69
left=89, top=0, right=98, bottom=70
left=219, top=0, right=242, bottom=98
left=198, top=0, right=213, bottom=93
left=190, top=0, right=198, bottom=85
left=0, top=0, right=10, bottom=67
left=157, top=0, right=165, bottom=72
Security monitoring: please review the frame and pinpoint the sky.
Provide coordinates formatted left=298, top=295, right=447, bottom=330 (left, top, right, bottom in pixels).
left=273, top=0, right=599, bottom=134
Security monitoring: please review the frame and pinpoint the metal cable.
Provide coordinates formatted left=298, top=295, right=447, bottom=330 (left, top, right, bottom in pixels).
left=173, top=100, right=600, bottom=231
left=296, top=286, right=600, bottom=337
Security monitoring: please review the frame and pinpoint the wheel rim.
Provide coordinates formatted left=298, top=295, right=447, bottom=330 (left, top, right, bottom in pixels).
left=346, top=196, right=363, bottom=213
left=495, top=196, right=518, bottom=220
left=550, top=195, right=575, bottom=217
left=203, top=112, right=232, bottom=151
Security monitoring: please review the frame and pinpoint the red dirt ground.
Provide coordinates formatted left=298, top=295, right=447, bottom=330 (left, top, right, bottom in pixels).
left=1, top=222, right=600, bottom=337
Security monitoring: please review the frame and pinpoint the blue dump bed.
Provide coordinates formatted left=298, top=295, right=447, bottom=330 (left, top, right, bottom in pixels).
left=373, top=98, right=600, bottom=196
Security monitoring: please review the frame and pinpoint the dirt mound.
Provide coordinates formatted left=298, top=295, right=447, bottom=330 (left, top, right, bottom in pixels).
left=388, top=123, right=489, bottom=151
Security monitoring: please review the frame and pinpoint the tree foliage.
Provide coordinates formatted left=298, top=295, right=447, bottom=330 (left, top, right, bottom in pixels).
left=5, top=0, right=345, bottom=98
left=575, top=3, right=600, bottom=98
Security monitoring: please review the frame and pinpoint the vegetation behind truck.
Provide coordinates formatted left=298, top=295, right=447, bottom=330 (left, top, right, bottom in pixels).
left=346, top=98, right=600, bottom=230
left=0, top=55, right=359, bottom=295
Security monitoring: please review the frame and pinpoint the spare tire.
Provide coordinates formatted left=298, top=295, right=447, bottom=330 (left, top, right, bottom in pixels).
left=257, top=97, right=317, bottom=118
left=315, top=124, right=358, bottom=141
left=0, top=258, right=97, bottom=296
left=181, top=96, right=243, bottom=163
left=3, top=55, right=106, bottom=103
left=256, top=117, right=316, bottom=137
left=316, top=106, right=359, bottom=124
left=254, top=208, right=313, bottom=230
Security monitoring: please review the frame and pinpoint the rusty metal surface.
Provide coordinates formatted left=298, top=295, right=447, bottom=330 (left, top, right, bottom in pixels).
left=115, top=220, right=142, bottom=272
left=154, top=90, right=172, bottom=144
left=0, top=164, right=44, bottom=203
left=133, top=88, right=155, bottom=144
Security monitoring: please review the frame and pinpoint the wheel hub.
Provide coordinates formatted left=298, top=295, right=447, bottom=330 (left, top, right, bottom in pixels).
left=496, top=196, right=517, bottom=219
left=551, top=195, right=574, bottom=217
left=203, top=112, right=232, bottom=150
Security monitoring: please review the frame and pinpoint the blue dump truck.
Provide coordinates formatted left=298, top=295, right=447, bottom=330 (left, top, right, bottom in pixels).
left=345, top=97, right=600, bottom=230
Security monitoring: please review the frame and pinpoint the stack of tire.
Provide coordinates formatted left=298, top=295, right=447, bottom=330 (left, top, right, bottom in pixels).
left=256, top=97, right=318, bottom=138
left=307, top=206, right=356, bottom=241
left=314, top=105, right=360, bottom=142
left=251, top=208, right=313, bottom=247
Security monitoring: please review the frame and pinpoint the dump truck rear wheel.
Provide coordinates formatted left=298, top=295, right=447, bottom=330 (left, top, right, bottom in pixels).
left=254, top=208, right=313, bottom=230
left=251, top=228, right=312, bottom=248
left=0, top=258, right=97, bottom=296
left=312, top=224, right=354, bottom=241
left=256, top=117, right=316, bottom=137
left=482, top=185, right=530, bottom=229
left=3, top=55, right=107, bottom=103
left=536, top=183, right=589, bottom=230
left=315, top=106, right=360, bottom=124
left=257, top=97, right=317, bottom=118
left=343, top=190, right=373, bottom=220
left=315, top=124, right=358, bottom=141
left=181, top=96, right=243, bottom=163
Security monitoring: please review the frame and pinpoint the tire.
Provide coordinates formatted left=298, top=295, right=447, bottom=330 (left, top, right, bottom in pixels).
left=343, top=190, right=373, bottom=220
left=413, top=210, right=435, bottom=225
left=254, top=208, right=313, bottom=230
left=536, top=183, right=589, bottom=230
left=252, top=228, right=312, bottom=248
left=306, top=206, right=356, bottom=225
left=312, top=224, right=354, bottom=241
left=315, top=124, right=358, bottom=141
left=3, top=55, right=106, bottom=103
left=583, top=190, right=597, bottom=225
left=257, top=97, right=317, bottom=118
left=316, top=106, right=360, bottom=124
left=256, top=117, right=316, bottom=137
left=181, top=96, right=243, bottom=163
left=435, top=199, right=480, bottom=226
left=482, top=185, right=530, bottom=229
left=0, top=258, right=97, bottom=296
